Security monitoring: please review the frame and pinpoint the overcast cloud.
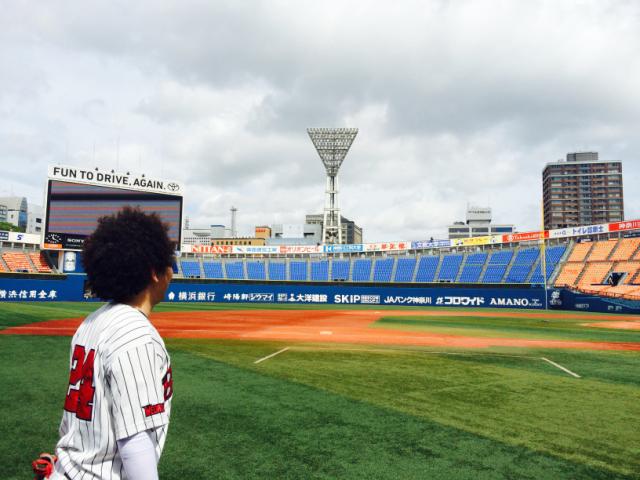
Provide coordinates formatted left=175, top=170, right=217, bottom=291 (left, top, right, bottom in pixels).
left=1, top=0, right=639, bottom=241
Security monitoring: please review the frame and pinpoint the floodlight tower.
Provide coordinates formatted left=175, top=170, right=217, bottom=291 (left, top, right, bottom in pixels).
left=307, top=127, right=358, bottom=244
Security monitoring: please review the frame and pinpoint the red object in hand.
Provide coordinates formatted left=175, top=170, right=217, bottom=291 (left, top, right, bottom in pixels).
left=32, top=452, right=57, bottom=480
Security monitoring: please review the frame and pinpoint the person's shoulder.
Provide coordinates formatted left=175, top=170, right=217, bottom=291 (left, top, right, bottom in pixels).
left=99, top=305, right=157, bottom=359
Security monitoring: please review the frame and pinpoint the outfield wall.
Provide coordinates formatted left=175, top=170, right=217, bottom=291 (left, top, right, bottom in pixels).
left=0, top=275, right=638, bottom=314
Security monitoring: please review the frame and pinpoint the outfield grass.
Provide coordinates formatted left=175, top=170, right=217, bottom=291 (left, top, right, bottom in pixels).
left=1, top=302, right=639, bottom=479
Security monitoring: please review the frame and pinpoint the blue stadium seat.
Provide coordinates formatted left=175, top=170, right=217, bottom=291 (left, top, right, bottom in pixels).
left=529, top=245, right=567, bottom=283
left=459, top=264, right=483, bottom=282
left=180, top=260, right=201, bottom=278
left=488, top=250, right=513, bottom=265
left=289, top=261, right=308, bottom=281
left=246, top=261, right=266, bottom=280
left=352, top=259, right=372, bottom=282
left=415, top=256, right=439, bottom=282
left=331, top=260, right=350, bottom=281
left=513, top=248, right=540, bottom=266
left=506, top=264, right=532, bottom=283
left=310, top=261, right=329, bottom=281
left=465, top=252, right=488, bottom=265
left=482, top=264, right=507, bottom=283
left=225, top=262, right=245, bottom=280
left=373, top=258, right=394, bottom=282
left=203, top=261, right=224, bottom=279
left=269, top=262, right=286, bottom=281
left=438, top=254, right=463, bottom=282
left=394, top=257, right=416, bottom=282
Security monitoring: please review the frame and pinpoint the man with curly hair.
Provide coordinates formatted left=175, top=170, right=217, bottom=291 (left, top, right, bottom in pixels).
left=50, top=207, right=175, bottom=480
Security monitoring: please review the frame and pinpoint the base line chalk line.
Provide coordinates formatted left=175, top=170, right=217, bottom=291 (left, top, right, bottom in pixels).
left=540, top=357, right=581, bottom=378
left=254, top=347, right=290, bottom=364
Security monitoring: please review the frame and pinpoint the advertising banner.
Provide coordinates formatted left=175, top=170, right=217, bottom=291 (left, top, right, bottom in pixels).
left=0, top=231, right=40, bottom=244
left=608, top=220, right=640, bottom=232
left=411, top=239, right=451, bottom=249
left=323, top=244, right=364, bottom=253
left=548, top=223, right=609, bottom=239
left=232, top=245, right=281, bottom=254
left=191, top=245, right=232, bottom=254
left=278, top=245, right=322, bottom=254
left=48, top=165, right=184, bottom=196
left=451, top=235, right=494, bottom=247
left=364, top=241, right=411, bottom=252
left=502, top=231, right=548, bottom=243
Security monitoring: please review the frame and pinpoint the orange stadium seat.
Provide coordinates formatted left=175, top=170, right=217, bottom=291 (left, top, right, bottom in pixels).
left=554, top=263, right=585, bottom=287
left=567, top=242, right=592, bottom=262
left=577, top=262, right=612, bottom=288
left=29, top=253, right=53, bottom=273
left=609, top=238, right=640, bottom=261
left=587, top=239, right=618, bottom=261
left=2, top=252, right=34, bottom=273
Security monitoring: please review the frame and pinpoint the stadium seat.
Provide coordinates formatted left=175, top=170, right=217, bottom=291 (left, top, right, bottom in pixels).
left=588, top=240, right=618, bottom=261
left=577, top=262, right=613, bottom=287
left=289, top=261, right=308, bottom=281
left=352, top=259, right=372, bottom=282
left=610, top=238, right=640, bottom=261
left=268, top=262, right=286, bottom=281
left=203, top=261, right=224, bottom=279
left=567, top=242, right=592, bottom=262
left=225, top=262, right=245, bottom=280
left=465, top=252, right=488, bottom=265
left=373, top=258, right=394, bottom=282
left=29, top=253, right=52, bottom=273
left=310, top=260, right=329, bottom=281
left=180, top=260, right=201, bottom=278
left=482, top=264, right=507, bottom=283
left=247, top=261, right=266, bottom=280
left=331, top=260, right=350, bottom=281
left=488, top=250, right=513, bottom=265
left=555, top=263, right=585, bottom=287
left=394, top=257, right=416, bottom=282
left=438, top=254, right=462, bottom=282
left=415, top=256, right=439, bottom=282
left=458, top=264, right=482, bottom=282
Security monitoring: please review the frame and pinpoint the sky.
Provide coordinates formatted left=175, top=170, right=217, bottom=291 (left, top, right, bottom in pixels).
left=1, top=0, right=639, bottom=242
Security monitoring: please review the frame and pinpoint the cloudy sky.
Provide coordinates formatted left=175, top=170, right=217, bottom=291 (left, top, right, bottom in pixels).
left=2, top=0, right=639, bottom=241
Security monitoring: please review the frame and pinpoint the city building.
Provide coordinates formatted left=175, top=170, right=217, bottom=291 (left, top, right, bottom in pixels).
left=266, top=223, right=322, bottom=246
left=255, top=226, right=272, bottom=240
left=305, top=214, right=362, bottom=244
left=447, top=206, right=515, bottom=240
left=0, top=196, right=28, bottom=230
left=27, top=204, right=43, bottom=235
left=182, top=225, right=228, bottom=247
left=0, top=204, right=7, bottom=223
left=543, top=152, right=624, bottom=230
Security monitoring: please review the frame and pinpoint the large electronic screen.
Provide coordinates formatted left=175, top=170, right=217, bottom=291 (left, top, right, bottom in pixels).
left=43, top=180, right=182, bottom=250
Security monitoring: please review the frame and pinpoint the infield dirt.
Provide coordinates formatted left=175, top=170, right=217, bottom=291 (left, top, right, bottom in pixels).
left=2, top=309, right=640, bottom=351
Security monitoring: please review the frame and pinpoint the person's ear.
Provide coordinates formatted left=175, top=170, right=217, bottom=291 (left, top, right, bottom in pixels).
left=151, top=271, right=160, bottom=283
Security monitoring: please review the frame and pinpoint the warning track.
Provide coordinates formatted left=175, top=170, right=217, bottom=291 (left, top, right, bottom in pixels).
left=2, top=309, right=640, bottom=351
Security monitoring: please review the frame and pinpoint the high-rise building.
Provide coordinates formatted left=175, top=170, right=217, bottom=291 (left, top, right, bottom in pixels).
left=543, top=152, right=624, bottom=230
left=0, top=197, right=28, bottom=230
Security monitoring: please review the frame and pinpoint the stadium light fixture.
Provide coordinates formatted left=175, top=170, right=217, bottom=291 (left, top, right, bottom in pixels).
left=307, top=127, right=358, bottom=245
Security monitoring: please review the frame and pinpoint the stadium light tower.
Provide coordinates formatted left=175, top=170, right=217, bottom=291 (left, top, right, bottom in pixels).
left=307, top=127, right=358, bottom=244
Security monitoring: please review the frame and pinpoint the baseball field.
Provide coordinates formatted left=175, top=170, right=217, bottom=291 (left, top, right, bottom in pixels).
left=2, top=302, right=640, bottom=479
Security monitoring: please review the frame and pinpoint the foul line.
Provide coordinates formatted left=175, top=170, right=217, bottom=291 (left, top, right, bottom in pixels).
left=254, top=347, right=290, bottom=365
left=540, top=357, right=581, bottom=378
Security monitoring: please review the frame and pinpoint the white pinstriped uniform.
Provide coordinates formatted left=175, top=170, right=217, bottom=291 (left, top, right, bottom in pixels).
left=52, top=304, right=172, bottom=480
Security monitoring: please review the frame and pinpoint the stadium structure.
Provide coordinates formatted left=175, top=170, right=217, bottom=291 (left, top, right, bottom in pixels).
left=0, top=163, right=638, bottom=313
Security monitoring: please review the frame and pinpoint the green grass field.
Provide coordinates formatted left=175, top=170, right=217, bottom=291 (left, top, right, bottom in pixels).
left=1, top=302, right=639, bottom=479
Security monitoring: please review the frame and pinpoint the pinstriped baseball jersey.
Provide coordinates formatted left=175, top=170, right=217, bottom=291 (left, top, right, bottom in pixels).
left=53, top=303, right=173, bottom=480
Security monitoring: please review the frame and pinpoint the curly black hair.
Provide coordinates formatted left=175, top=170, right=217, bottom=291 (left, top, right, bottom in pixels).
left=82, top=207, right=175, bottom=303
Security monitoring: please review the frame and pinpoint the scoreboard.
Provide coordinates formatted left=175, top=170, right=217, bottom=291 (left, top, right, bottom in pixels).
left=43, top=166, right=183, bottom=250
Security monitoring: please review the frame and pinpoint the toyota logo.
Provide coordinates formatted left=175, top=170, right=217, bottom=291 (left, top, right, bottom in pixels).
left=167, top=183, right=180, bottom=192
